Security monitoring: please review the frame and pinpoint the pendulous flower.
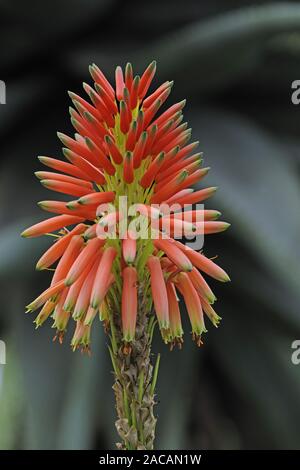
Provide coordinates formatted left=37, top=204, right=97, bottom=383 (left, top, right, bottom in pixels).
left=22, top=61, right=230, bottom=353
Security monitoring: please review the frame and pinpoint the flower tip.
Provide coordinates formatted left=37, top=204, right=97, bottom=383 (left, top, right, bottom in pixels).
left=21, top=229, right=29, bottom=238
left=208, top=294, right=217, bottom=304
left=144, top=60, right=156, bottom=74
left=90, top=300, right=98, bottom=310
left=205, top=186, right=218, bottom=198
left=222, top=222, right=231, bottom=231
left=64, top=278, right=74, bottom=287
left=123, top=333, right=135, bottom=344
left=150, top=60, right=157, bottom=70
left=66, top=201, right=77, bottom=210
left=56, top=131, right=66, bottom=144
left=212, top=211, right=222, bottom=220
left=213, top=316, right=222, bottom=328
left=221, top=273, right=231, bottom=283
left=185, top=264, right=193, bottom=273
left=35, top=262, right=45, bottom=271
left=64, top=301, right=73, bottom=313
left=160, top=326, right=171, bottom=343
left=82, top=82, right=90, bottom=93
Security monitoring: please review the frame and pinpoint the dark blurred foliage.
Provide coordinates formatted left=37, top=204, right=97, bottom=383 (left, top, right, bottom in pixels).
left=0, top=0, right=300, bottom=450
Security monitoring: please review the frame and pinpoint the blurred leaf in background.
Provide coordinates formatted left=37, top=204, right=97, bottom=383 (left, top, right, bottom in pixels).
left=0, top=0, right=300, bottom=449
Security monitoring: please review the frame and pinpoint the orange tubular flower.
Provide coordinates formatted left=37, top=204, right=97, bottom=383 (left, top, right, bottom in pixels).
left=122, top=266, right=138, bottom=342
left=153, top=239, right=193, bottom=272
left=21, top=214, right=85, bottom=238
left=122, top=231, right=136, bottom=264
left=73, top=257, right=100, bottom=321
left=175, top=273, right=207, bottom=344
left=50, top=235, right=84, bottom=286
left=22, top=60, right=230, bottom=353
left=147, top=256, right=170, bottom=333
left=166, top=282, right=183, bottom=347
left=35, top=223, right=86, bottom=270
left=90, top=247, right=117, bottom=309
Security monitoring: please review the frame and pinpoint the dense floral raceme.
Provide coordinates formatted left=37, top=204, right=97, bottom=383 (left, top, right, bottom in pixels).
left=22, top=61, right=230, bottom=352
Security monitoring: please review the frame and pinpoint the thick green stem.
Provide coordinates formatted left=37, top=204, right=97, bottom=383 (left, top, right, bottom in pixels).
left=108, top=290, right=159, bottom=450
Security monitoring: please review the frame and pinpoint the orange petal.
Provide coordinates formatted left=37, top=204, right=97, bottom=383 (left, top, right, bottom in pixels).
left=35, top=171, right=93, bottom=190
left=73, top=257, right=100, bottom=320
left=138, top=60, right=156, bottom=100
left=64, top=255, right=97, bottom=312
left=51, top=235, right=84, bottom=286
left=89, top=64, right=115, bottom=101
left=175, top=273, right=206, bottom=337
left=90, top=247, right=117, bottom=308
left=129, top=75, right=140, bottom=109
left=34, top=300, right=56, bottom=327
left=166, top=282, right=183, bottom=339
left=147, top=255, right=169, bottom=329
left=63, top=148, right=106, bottom=185
left=41, top=179, right=94, bottom=198
left=154, top=239, right=193, bottom=272
left=123, top=151, right=134, bottom=184
left=122, top=266, right=138, bottom=342
left=125, top=63, right=133, bottom=91
left=143, top=81, right=172, bottom=109
left=105, top=135, right=123, bottom=164
left=115, top=66, right=125, bottom=101
left=122, top=231, right=136, bottom=264
left=71, top=320, right=91, bottom=351
left=21, top=215, right=85, bottom=238
left=174, top=241, right=230, bottom=282
left=171, top=210, right=221, bottom=222
left=192, top=221, right=230, bottom=235
left=36, top=223, right=86, bottom=270
left=188, top=268, right=216, bottom=304
left=65, top=237, right=104, bottom=286
left=200, top=297, right=221, bottom=327
left=38, top=156, right=88, bottom=180
left=168, top=187, right=217, bottom=206
left=26, top=279, right=65, bottom=312
left=78, top=191, right=115, bottom=206
left=52, top=288, right=70, bottom=332
left=38, top=200, right=96, bottom=219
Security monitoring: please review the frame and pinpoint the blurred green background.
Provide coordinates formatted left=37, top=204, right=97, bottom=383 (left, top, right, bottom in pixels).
left=1, top=0, right=300, bottom=449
